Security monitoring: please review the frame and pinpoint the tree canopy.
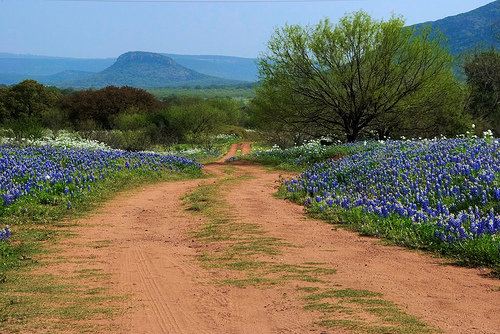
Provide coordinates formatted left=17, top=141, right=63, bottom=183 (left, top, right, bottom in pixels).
left=60, top=85, right=162, bottom=130
left=0, top=80, right=63, bottom=138
left=253, top=11, right=466, bottom=142
left=462, top=47, right=500, bottom=135
left=0, top=79, right=61, bottom=120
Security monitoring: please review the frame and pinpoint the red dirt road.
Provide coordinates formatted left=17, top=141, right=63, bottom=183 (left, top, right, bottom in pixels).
left=44, top=143, right=499, bottom=333
left=217, top=141, right=252, bottom=162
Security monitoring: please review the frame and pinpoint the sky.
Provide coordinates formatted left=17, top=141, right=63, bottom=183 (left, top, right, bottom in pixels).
left=0, top=0, right=495, bottom=59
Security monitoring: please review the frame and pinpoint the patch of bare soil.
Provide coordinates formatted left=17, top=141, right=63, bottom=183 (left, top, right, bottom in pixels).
left=39, top=143, right=499, bottom=333
left=217, top=141, right=252, bottom=162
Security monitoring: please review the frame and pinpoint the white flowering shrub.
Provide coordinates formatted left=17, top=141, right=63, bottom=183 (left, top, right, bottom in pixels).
left=4, top=131, right=113, bottom=150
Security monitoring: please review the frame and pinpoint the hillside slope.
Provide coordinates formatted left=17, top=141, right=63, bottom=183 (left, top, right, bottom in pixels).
left=61, top=51, right=241, bottom=88
left=0, top=53, right=113, bottom=76
left=413, top=1, right=499, bottom=55
left=164, top=54, right=258, bottom=82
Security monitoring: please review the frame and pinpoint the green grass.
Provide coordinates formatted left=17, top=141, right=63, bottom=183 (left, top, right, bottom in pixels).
left=0, top=269, right=125, bottom=332
left=221, top=260, right=268, bottom=271
left=281, top=274, right=325, bottom=283
left=220, top=277, right=282, bottom=288
left=73, top=268, right=111, bottom=279
left=265, top=263, right=336, bottom=275
left=301, top=287, right=435, bottom=333
left=304, top=302, right=346, bottom=312
left=296, top=286, right=320, bottom=293
left=344, top=298, right=394, bottom=307
left=305, top=289, right=382, bottom=301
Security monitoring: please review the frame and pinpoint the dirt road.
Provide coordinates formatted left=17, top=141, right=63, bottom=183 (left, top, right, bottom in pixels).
left=45, top=142, right=499, bottom=333
left=217, top=141, right=252, bottom=162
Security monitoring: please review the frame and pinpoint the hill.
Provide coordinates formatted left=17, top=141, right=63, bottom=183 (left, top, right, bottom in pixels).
left=413, top=1, right=499, bottom=55
left=0, top=53, right=114, bottom=77
left=164, top=54, right=258, bottom=82
left=0, top=70, right=94, bottom=86
left=43, top=70, right=95, bottom=83
left=61, top=51, right=242, bottom=88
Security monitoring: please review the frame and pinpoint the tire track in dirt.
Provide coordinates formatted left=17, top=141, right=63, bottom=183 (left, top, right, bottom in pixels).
left=132, top=247, right=181, bottom=333
left=41, top=178, right=224, bottom=333
left=38, top=142, right=499, bottom=333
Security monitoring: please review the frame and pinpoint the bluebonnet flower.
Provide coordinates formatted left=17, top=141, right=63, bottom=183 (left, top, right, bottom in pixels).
left=285, top=139, right=500, bottom=245
left=0, top=225, right=11, bottom=241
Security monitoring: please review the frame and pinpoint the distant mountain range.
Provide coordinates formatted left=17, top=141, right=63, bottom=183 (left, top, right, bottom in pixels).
left=0, top=53, right=115, bottom=75
left=0, top=52, right=256, bottom=87
left=413, top=1, right=499, bottom=55
left=0, top=1, right=498, bottom=88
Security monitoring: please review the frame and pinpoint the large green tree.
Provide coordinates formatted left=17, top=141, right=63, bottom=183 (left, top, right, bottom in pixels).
left=254, top=11, right=466, bottom=142
left=61, top=85, right=162, bottom=130
left=0, top=79, right=61, bottom=121
left=462, top=47, right=500, bottom=135
left=0, top=80, right=63, bottom=137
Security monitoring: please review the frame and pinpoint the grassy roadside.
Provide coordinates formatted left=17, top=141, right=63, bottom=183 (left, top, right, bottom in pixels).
left=235, top=141, right=374, bottom=172
left=183, top=165, right=435, bottom=333
left=0, top=168, right=203, bottom=333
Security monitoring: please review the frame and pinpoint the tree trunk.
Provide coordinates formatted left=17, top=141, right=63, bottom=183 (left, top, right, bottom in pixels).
left=376, top=128, right=391, bottom=140
left=346, top=129, right=359, bottom=142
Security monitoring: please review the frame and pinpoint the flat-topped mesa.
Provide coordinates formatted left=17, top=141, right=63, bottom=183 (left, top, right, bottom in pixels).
left=114, top=51, right=178, bottom=67
left=63, top=51, right=236, bottom=88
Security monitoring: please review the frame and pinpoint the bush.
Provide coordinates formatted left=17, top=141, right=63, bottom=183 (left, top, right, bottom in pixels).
left=4, top=118, right=45, bottom=139
left=81, top=130, right=152, bottom=151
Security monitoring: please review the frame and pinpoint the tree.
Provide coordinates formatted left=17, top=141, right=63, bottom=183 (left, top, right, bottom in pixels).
left=255, top=12, right=465, bottom=142
left=251, top=81, right=319, bottom=147
left=0, top=80, right=62, bottom=137
left=0, top=79, right=61, bottom=121
left=462, top=47, right=500, bottom=135
left=370, top=69, right=468, bottom=139
left=166, top=103, right=226, bottom=146
left=61, top=86, right=161, bottom=130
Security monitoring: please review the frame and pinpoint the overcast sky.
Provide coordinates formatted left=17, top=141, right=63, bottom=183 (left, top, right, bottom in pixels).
left=0, top=0, right=495, bottom=59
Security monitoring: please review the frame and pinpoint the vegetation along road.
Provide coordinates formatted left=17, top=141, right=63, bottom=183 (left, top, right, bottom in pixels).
left=7, top=142, right=498, bottom=333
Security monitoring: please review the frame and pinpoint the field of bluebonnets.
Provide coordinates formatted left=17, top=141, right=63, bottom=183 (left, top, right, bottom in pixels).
left=3, top=131, right=499, bottom=273
left=246, top=137, right=500, bottom=272
left=0, top=146, right=201, bottom=208
left=0, top=136, right=202, bottom=263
